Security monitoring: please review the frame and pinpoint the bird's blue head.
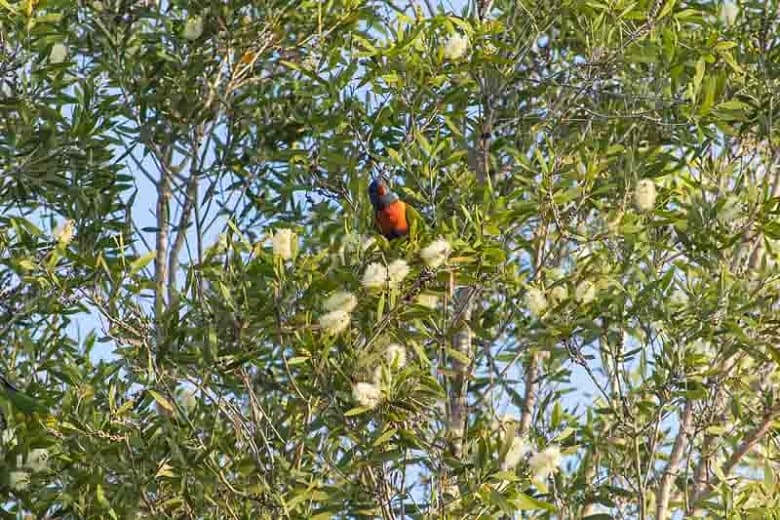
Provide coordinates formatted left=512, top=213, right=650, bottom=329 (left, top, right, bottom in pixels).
left=368, top=177, right=399, bottom=210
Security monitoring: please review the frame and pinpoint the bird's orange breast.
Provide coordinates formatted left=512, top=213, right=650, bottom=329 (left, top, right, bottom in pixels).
left=375, top=200, right=409, bottom=239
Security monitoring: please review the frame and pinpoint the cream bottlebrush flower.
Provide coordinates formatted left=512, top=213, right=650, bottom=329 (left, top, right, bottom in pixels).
left=319, top=310, right=351, bottom=336
left=525, top=287, right=548, bottom=317
left=49, top=42, right=68, bottom=64
left=420, top=238, right=452, bottom=269
left=717, top=196, right=741, bottom=225
left=483, top=42, right=497, bottom=56
left=634, top=178, right=657, bottom=212
left=361, top=236, right=377, bottom=252
left=549, top=285, right=568, bottom=305
left=720, top=1, right=738, bottom=25
left=387, top=259, right=410, bottom=287
left=575, top=280, right=596, bottom=304
left=9, top=470, right=29, bottom=491
left=385, top=343, right=407, bottom=368
left=177, top=389, right=197, bottom=414
left=1, top=429, right=16, bottom=446
left=271, top=228, right=295, bottom=260
left=362, top=262, right=387, bottom=290
left=529, top=445, right=563, bottom=481
left=323, top=291, right=358, bottom=314
left=25, top=449, right=50, bottom=473
left=352, top=381, right=382, bottom=409
left=415, top=292, right=439, bottom=309
left=54, top=219, right=75, bottom=246
left=491, top=414, right=519, bottom=441
left=690, top=339, right=715, bottom=357
left=182, top=15, right=204, bottom=40
left=501, top=435, right=530, bottom=471
left=443, top=33, right=469, bottom=60
left=363, top=260, right=409, bottom=290
left=491, top=413, right=519, bottom=429
left=337, top=231, right=360, bottom=261
left=536, top=349, right=551, bottom=361
left=670, top=289, right=688, bottom=306
left=373, top=365, right=388, bottom=386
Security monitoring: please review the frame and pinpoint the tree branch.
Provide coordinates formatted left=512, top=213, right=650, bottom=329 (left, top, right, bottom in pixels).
left=655, top=400, right=694, bottom=520
left=167, top=135, right=202, bottom=309
left=154, top=147, right=172, bottom=344
left=448, top=284, right=475, bottom=458
left=518, top=221, right=549, bottom=436
left=518, top=352, right=539, bottom=436
left=689, top=403, right=780, bottom=507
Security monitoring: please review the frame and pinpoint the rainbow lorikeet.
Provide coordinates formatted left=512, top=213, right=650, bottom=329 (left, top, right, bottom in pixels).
left=368, top=177, right=421, bottom=240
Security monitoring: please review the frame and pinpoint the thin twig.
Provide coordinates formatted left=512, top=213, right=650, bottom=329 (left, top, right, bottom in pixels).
left=167, top=128, right=204, bottom=307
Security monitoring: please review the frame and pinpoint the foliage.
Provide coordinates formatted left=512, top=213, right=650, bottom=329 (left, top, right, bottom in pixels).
left=1, top=0, right=780, bottom=518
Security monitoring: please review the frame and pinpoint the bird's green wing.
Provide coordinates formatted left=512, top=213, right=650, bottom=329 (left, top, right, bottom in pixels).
left=405, top=203, right=424, bottom=240
left=0, top=373, right=45, bottom=415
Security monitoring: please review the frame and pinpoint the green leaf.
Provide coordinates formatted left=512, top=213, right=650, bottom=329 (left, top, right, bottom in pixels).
left=716, top=99, right=751, bottom=111
left=692, top=57, right=706, bottom=98
left=149, top=390, right=174, bottom=413
left=488, top=488, right=515, bottom=514
left=372, top=428, right=396, bottom=447
left=551, top=400, right=562, bottom=429
left=446, top=347, right=471, bottom=366
left=713, top=41, right=737, bottom=51
left=344, top=406, right=371, bottom=416
left=657, top=0, right=676, bottom=20
left=129, top=251, right=156, bottom=274
left=514, top=492, right=556, bottom=511
left=717, top=49, right=744, bottom=75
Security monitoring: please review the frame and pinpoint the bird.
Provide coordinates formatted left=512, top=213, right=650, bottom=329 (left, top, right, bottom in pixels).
left=368, top=176, right=420, bottom=240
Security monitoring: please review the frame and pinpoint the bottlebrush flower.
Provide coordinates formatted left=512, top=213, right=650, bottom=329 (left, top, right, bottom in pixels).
left=271, top=228, right=295, bottom=260
left=634, top=179, right=657, bottom=212
left=385, top=343, right=407, bottom=368
left=319, top=310, right=350, bottom=336
left=525, top=287, right=548, bottom=317
left=420, top=238, right=452, bottom=268
left=182, top=15, right=204, bottom=40
left=387, top=259, right=410, bottom=287
left=25, top=449, right=49, bottom=473
left=362, top=262, right=387, bottom=290
left=501, top=435, right=530, bottom=471
left=575, top=280, right=596, bottom=304
left=529, top=445, right=562, bottom=482
left=352, top=382, right=382, bottom=409
left=443, top=33, right=469, bottom=60
left=323, top=291, right=358, bottom=314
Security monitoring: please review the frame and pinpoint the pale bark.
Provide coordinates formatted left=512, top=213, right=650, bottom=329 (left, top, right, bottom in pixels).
left=655, top=401, right=694, bottom=520
left=448, top=286, right=474, bottom=458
